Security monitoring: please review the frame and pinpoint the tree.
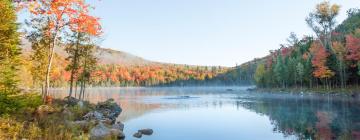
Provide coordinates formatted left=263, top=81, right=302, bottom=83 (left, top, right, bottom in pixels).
left=254, top=63, right=266, bottom=87
left=0, top=0, right=21, bottom=95
left=345, top=31, right=360, bottom=76
left=296, top=62, right=305, bottom=88
left=310, top=41, right=334, bottom=88
left=274, top=54, right=286, bottom=88
left=78, top=44, right=97, bottom=100
left=27, top=22, right=51, bottom=94
left=332, top=41, right=347, bottom=88
left=65, top=33, right=83, bottom=98
left=306, top=1, right=340, bottom=50
left=24, top=0, right=101, bottom=101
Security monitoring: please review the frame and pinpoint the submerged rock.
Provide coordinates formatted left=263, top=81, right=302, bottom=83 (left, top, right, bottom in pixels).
left=138, top=128, right=153, bottom=135
left=133, top=132, right=142, bottom=138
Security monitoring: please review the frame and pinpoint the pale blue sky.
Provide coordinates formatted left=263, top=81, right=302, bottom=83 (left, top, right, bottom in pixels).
left=20, top=0, right=360, bottom=66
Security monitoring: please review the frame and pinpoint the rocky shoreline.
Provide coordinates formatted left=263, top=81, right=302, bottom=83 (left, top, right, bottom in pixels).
left=60, top=97, right=153, bottom=140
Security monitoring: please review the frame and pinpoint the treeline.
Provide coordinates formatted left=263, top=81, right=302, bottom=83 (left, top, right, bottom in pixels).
left=49, top=64, right=229, bottom=87
left=250, top=2, right=360, bottom=89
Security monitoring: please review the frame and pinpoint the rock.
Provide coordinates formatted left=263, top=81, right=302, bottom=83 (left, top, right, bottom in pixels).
left=90, top=123, right=112, bottom=140
left=112, top=122, right=124, bottom=131
left=133, top=132, right=142, bottom=138
left=138, top=128, right=153, bottom=135
left=64, top=96, right=79, bottom=106
left=100, top=118, right=113, bottom=125
left=110, top=129, right=125, bottom=139
left=36, top=105, right=56, bottom=116
left=95, top=99, right=122, bottom=123
left=83, top=111, right=104, bottom=121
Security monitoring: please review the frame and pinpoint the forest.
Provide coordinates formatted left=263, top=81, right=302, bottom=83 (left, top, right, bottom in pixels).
left=245, top=3, right=360, bottom=90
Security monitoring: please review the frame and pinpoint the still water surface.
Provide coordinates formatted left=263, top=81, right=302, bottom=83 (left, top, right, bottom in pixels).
left=51, top=87, right=360, bottom=140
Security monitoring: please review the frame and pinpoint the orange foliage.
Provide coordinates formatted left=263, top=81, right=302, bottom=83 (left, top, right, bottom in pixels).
left=309, top=41, right=334, bottom=79
left=25, top=0, right=101, bottom=36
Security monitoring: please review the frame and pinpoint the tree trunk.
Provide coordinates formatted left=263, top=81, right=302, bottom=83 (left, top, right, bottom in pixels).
left=79, top=81, right=83, bottom=100
left=68, top=33, right=81, bottom=98
left=44, top=42, right=56, bottom=102
left=74, top=81, right=78, bottom=98
left=82, top=81, right=86, bottom=100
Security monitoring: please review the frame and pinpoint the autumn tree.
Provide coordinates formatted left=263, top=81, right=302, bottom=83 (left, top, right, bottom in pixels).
left=310, top=41, right=334, bottom=89
left=26, top=20, right=51, bottom=93
left=332, top=41, right=347, bottom=88
left=306, top=1, right=340, bottom=50
left=24, top=0, right=101, bottom=101
left=345, top=30, right=360, bottom=76
left=0, top=0, right=21, bottom=95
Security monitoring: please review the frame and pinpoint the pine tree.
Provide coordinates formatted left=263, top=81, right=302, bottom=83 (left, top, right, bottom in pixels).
left=0, top=0, right=21, bottom=95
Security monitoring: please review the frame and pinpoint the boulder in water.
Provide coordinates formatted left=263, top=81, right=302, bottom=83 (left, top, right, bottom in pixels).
left=133, top=132, right=142, bottom=138
left=112, top=121, right=124, bottom=131
left=138, top=128, right=153, bottom=135
left=95, top=99, right=122, bottom=123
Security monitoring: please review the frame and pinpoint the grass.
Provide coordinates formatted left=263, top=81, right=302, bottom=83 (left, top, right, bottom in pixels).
left=0, top=93, right=97, bottom=140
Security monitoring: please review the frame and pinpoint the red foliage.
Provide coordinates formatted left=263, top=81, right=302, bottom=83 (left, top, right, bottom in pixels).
left=346, top=35, right=360, bottom=64
left=310, top=41, right=334, bottom=79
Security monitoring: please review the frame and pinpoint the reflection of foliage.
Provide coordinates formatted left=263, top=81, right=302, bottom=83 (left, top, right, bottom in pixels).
left=238, top=95, right=360, bottom=139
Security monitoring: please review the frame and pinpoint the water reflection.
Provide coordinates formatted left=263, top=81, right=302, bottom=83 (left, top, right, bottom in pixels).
left=50, top=87, right=360, bottom=140
left=236, top=93, right=360, bottom=140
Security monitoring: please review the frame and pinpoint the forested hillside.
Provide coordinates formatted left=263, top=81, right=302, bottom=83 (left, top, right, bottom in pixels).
left=18, top=38, right=233, bottom=87
left=236, top=4, right=360, bottom=90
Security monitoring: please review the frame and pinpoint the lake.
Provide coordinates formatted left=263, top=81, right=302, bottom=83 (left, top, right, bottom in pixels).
left=50, top=87, right=360, bottom=140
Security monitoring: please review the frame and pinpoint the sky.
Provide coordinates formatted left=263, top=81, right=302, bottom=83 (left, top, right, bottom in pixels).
left=20, top=0, right=360, bottom=67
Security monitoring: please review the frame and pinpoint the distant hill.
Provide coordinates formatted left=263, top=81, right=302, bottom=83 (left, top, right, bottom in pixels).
left=20, top=37, right=154, bottom=66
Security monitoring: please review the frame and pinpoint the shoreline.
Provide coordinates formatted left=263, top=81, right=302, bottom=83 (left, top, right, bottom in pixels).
left=248, top=86, right=360, bottom=96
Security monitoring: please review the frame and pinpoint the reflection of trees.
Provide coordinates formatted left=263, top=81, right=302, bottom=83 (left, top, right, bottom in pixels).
left=236, top=95, right=360, bottom=140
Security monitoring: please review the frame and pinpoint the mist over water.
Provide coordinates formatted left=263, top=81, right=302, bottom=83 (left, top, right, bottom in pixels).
left=51, top=87, right=360, bottom=140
